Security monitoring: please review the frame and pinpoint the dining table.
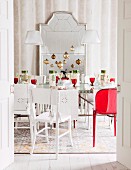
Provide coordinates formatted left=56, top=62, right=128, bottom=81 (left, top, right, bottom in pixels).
left=14, top=81, right=116, bottom=130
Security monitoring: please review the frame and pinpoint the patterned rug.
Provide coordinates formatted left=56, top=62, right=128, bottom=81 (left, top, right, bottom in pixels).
left=14, top=117, right=116, bottom=153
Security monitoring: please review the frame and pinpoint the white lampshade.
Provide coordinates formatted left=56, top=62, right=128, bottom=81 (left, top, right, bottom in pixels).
left=81, top=30, right=100, bottom=44
left=25, top=30, right=43, bottom=45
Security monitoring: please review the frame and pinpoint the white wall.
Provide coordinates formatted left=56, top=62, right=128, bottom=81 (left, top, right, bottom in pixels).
left=14, top=0, right=117, bottom=78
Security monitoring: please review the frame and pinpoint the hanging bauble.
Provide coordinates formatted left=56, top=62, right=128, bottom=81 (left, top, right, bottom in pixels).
left=57, top=61, right=63, bottom=69
left=51, top=53, right=56, bottom=59
left=76, top=59, right=81, bottom=65
left=63, top=51, right=69, bottom=59
left=63, top=60, right=67, bottom=64
left=43, top=59, right=49, bottom=65
left=70, top=45, right=75, bottom=51
left=71, top=64, right=75, bottom=68
left=55, top=61, right=58, bottom=64
left=50, top=64, right=54, bottom=67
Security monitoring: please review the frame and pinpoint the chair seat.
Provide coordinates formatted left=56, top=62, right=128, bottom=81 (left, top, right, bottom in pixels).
left=35, top=112, right=71, bottom=123
left=95, top=111, right=116, bottom=115
left=14, top=110, right=30, bottom=115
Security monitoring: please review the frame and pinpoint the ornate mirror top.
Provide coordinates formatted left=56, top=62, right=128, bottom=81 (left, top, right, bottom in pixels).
left=40, top=11, right=86, bottom=54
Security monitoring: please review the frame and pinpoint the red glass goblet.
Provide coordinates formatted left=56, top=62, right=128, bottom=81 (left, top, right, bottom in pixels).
left=71, top=78, right=77, bottom=87
left=14, top=77, right=18, bottom=84
left=89, top=77, right=95, bottom=86
left=56, top=76, right=60, bottom=84
left=31, top=79, right=37, bottom=85
left=110, top=78, right=115, bottom=83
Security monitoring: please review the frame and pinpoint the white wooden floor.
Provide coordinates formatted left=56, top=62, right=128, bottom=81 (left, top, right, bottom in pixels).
left=5, top=154, right=130, bottom=170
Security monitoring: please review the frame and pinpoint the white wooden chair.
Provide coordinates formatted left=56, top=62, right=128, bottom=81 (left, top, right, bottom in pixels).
left=14, top=84, right=34, bottom=144
left=30, top=88, right=78, bottom=158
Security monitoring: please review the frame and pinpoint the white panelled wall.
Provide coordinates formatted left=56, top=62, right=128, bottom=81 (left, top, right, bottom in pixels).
left=14, top=0, right=117, bottom=77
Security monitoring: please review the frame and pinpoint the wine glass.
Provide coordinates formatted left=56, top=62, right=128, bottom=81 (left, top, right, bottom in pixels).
left=31, top=79, right=37, bottom=85
left=89, top=77, right=95, bottom=86
left=71, top=78, right=77, bottom=87
left=14, top=77, right=18, bottom=84
left=58, top=73, right=63, bottom=85
left=110, top=78, right=115, bottom=83
left=56, top=76, right=60, bottom=85
left=94, top=73, right=99, bottom=86
left=65, top=73, right=70, bottom=80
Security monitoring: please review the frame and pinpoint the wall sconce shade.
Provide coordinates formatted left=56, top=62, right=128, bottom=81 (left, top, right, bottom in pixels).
left=81, top=30, right=100, bottom=44
left=25, top=30, right=43, bottom=45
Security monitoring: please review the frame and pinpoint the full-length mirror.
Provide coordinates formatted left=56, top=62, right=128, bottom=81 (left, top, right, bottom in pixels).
left=39, top=11, right=87, bottom=76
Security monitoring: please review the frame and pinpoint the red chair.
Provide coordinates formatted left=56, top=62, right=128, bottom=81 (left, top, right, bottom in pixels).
left=93, top=88, right=117, bottom=147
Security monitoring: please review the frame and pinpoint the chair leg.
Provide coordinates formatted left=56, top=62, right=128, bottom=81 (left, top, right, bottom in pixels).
left=45, top=122, right=49, bottom=143
left=29, top=116, right=33, bottom=148
left=108, top=116, right=111, bottom=128
left=114, top=114, right=116, bottom=136
left=31, top=124, right=37, bottom=154
left=15, top=117, right=20, bottom=128
left=68, top=118, right=73, bottom=146
left=56, top=122, right=59, bottom=159
left=53, top=123, right=56, bottom=128
left=93, top=111, right=96, bottom=147
left=87, top=103, right=90, bottom=130
left=111, top=117, right=113, bottom=124
left=37, top=122, right=40, bottom=130
left=31, top=134, right=36, bottom=154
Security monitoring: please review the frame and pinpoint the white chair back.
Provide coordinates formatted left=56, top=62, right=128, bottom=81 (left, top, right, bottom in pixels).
left=14, top=84, right=29, bottom=111
left=57, top=90, right=78, bottom=120
left=31, top=88, right=78, bottom=121
left=31, top=88, right=51, bottom=105
left=31, top=88, right=52, bottom=120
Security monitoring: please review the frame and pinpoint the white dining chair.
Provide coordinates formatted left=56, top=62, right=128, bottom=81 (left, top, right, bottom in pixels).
left=30, top=88, right=78, bottom=158
left=14, top=84, right=34, bottom=144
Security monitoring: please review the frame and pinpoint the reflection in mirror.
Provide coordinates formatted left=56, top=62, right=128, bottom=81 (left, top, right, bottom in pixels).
left=39, top=11, right=86, bottom=76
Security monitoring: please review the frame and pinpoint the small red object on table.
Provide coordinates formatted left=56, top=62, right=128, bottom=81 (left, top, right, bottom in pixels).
left=71, top=78, right=77, bottom=87
left=14, top=77, right=18, bottom=84
left=31, top=79, right=37, bottom=85
left=110, top=78, right=115, bottom=82
left=89, top=77, right=95, bottom=86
